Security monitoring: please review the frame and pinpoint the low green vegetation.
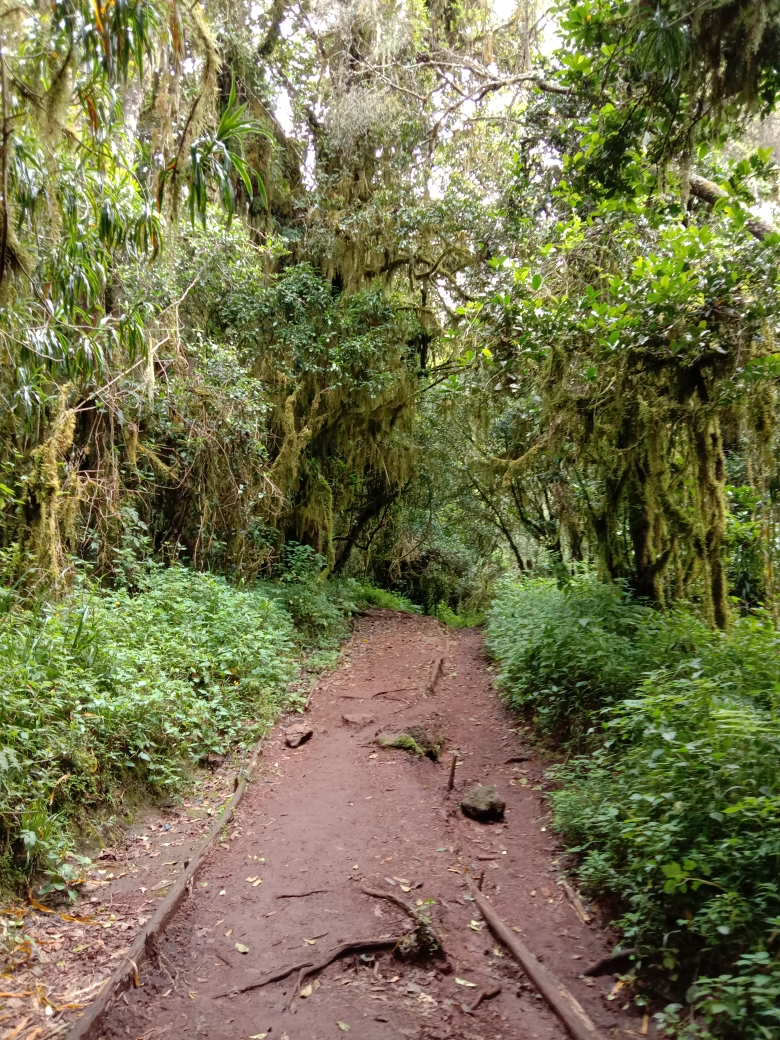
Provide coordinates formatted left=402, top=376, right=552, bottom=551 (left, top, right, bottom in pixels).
left=487, top=577, right=780, bottom=1040
left=0, top=558, right=392, bottom=896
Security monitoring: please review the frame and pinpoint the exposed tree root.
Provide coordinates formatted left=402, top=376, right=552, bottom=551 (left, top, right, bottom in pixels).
left=463, top=983, right=501, bottom=1014
left=361, top=886, right=443, bottom=957
left=583, top=948, right=635, bottom=977
left=215, top=936, right=403, bottom=999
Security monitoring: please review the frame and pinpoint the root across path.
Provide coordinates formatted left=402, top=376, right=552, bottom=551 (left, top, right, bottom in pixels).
left=85, top=611, right=645, bottom=1040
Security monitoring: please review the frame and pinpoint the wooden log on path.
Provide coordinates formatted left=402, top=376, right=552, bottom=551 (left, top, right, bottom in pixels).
left=469, top=885, right=607, bottom=1040
left=65, top=743, right=266, bottom=1040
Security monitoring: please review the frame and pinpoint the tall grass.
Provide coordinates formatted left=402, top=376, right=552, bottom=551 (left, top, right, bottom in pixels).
left=487, top=577, right=780, bottom=1039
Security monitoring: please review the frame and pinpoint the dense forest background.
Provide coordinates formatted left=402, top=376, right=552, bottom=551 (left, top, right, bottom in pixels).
left=5, top=0, right=780, bottom=624
left=4, top=0, right=780, bottom=1036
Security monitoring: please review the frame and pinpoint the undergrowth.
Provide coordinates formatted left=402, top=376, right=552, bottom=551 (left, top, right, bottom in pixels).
left=487, top=577, right=780, bottom=1040
left=0, top=559, right=391, bottom=896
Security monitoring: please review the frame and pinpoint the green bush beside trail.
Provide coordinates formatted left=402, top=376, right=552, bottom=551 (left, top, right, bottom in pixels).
left=0, top=562, right=401, bottom=895
left=487, top=577, right=780, bottom=1040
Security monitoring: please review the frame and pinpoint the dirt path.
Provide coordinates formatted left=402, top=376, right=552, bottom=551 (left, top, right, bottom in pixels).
left=95, top=612, right=643, bottom=1040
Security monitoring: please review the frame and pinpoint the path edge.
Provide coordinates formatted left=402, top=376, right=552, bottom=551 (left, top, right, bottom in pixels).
left=64, top=741, right=265, bottom=1040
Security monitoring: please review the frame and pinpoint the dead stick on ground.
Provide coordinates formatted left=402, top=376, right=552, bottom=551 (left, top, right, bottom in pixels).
left=560, top=879, right=591, bottom=924
left=426, top=656, right=444, bottom=695
left=275, top=890, right=329, bottom=899
left=447, top=751, right=457, bottom=791
left=469, top=884, right=607, bottom=1040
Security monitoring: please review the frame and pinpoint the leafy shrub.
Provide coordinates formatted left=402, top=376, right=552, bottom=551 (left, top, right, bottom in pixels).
left=271, top=543, right=347, bottom=634
left=0, top=563, right=355, bottom=891
left=486, top=576, right=703, bottom=739
left=487, top=576, right=780, bottom=1038
left=433, top=602, right=482, bottom=627
left=352, top=583, right=421, bottom=614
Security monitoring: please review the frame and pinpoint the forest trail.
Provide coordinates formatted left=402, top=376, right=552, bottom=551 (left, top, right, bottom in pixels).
left=94, top=612, right=642, bottom=1040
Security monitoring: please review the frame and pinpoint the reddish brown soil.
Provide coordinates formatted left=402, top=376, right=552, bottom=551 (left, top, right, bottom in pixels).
left=95, top=611, right=645, bottom=1040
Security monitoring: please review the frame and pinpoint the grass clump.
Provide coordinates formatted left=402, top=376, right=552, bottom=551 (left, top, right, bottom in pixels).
left=0, top=562, right=357, bottom=895
left=433, top=602, right=482, bottom=627
left=487, top=576, right=780, bottom=1039
left=352, top=583, right=422, bottom=614
left=377, top=726, right=443, bottom=760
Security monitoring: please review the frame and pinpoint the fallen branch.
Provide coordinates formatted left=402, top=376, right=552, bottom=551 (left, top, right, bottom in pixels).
left=426, top=656, right=444, bottom=695
left=463, top=982, right=501, bottom=1014
left=688, top=173, right=778, bottom=241
left=469, top=884, right=607, bottom=1040
left=275, top=890, right=329, bottom=899
left=560, top=880, right=591, bottom=925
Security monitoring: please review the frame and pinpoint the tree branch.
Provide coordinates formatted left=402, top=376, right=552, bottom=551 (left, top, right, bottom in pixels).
left=688, top=173, right=778, bottom=241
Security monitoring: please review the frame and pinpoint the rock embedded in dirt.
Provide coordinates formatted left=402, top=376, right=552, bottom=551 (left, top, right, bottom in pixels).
left=342, top=713, right=375, bottom=727
left=460, top=784, right=505, bottom=822
left=285, top=724, right=314, bottom=748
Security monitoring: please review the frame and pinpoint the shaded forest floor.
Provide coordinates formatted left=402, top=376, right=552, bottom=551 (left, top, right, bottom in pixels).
left=14, top=611, right=646, bottom=1040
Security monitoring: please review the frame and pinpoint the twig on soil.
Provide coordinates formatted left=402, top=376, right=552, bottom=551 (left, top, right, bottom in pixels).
left=463, top=983, right=501, bottom=1013
left=468, top=884, right=607, bottom=1040
left=275, top=890, right=330, bottom=899
left=371, top=688, right=415, bottom=697
left=447, top=751, right=457, bottom=791
left=560, top=880, right=591, bottom=924
left=426, top=657, right=444, bottom=695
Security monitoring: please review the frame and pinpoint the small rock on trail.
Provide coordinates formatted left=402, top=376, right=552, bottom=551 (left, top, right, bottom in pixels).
left=461, top=783, right=506, bottom=822
left=341, top=712, right=375, bottom=727
left=284, top=723, right=313, bottom=747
